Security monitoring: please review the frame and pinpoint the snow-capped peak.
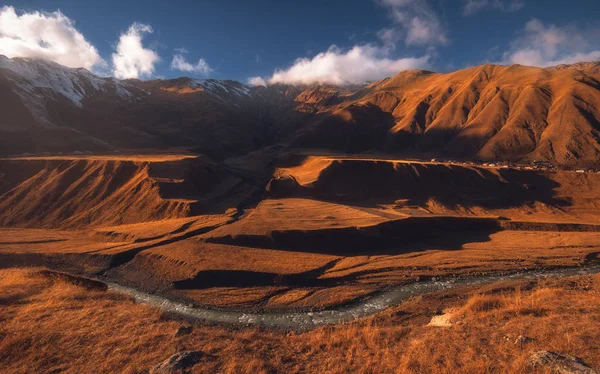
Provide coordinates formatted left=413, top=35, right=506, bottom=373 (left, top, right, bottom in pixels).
left=0, top=55, right=135, bottom=106
left=190, top=79, right=251, bottom=97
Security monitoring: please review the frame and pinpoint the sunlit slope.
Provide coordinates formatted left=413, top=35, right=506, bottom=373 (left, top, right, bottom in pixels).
left=0, top=156, right=251, bottom=228
left=3, top=56, right=600, bottom=166
left=294, top=63, right=600, bottom=167
left=272, top=157, right=600, bottom=222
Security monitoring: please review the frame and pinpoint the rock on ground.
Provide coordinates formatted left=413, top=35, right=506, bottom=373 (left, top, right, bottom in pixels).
left=514, top=335, right=535, bottom=346
left=529, top=350, right=597, bottom=374
left=174, top=325, right=193, bottom=337
left=427, top=308, right=459, bottom=327
left=150, top=351, right=208, bottom=373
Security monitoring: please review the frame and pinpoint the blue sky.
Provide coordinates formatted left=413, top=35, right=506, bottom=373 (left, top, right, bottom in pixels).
left=1, top=0, right=600, bottom=84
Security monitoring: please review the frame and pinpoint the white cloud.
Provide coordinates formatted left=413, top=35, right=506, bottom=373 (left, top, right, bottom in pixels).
left=170, top=53, right=213, bottom=75
left=462, top=0, right=524, bottom=16
left=248, top=76, right=267, bottom=86
left=251, top=45, right=430, bottom=86
left=502, top=19, right=600, bottom=67
left=0, top=6, right=104, bottom=70
left=377, top=0, right=448, bottom=46
left=112, top=23, right=159, bottom=79
left=377, top=28, right=400, bottom=46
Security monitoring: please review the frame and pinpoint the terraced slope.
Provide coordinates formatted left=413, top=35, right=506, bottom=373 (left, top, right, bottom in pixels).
left=1, top=154, right=600, bottom=310
left=271, top=156, right=600, bottom=222
left=0, top=156, right=253, bottom=228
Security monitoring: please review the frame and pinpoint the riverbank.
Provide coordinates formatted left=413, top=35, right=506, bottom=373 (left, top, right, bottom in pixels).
left=2, top=267, right=600, bottom=373
left=106, top=264, right=600, bottom=330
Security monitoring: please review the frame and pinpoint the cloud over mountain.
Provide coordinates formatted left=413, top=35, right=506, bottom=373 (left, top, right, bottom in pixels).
left=249, top=45, right=430, bottom=86
left=377, top=0, right=448, bottom=47
left=247, top=76, right=267, bottom=86
left=112, top=23, right=160, bottom=79
left=170, top=50, right=213, bottom=75
left=0, top=6, right=104, bottom=70
left=502, top=19, right=600, bottom=67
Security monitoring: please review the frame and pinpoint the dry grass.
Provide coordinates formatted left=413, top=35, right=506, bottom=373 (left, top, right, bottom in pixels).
left=464, top=293, right=506, bottom=313
left=1, top=268, right=600, bottom=373
left=1, top=224, right=599, bottom=310
left=204, top=198, right=394, bottom=236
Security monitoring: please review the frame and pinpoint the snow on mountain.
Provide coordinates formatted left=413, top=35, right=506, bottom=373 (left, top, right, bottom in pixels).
left=190, top=79, right=251, bottom=97
left=0, top=55, right=139, bottom=126
left=169, top=78, right=252, bottom=107
left=0, top=55, right=136, bottom=104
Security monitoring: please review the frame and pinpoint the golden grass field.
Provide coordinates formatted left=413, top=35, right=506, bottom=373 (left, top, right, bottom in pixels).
left=1, top=268, right=599, bottom=373
left=1, top=154, right=600, bottom=372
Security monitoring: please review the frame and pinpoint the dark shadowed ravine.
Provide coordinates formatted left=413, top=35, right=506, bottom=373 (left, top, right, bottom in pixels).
left=107, top=265, right=600, bottom=330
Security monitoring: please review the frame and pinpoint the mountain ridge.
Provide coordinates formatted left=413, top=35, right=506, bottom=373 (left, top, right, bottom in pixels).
left=1, top=55, right=600, bottom=167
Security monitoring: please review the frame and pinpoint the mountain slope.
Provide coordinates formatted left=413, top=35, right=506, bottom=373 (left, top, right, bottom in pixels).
left=295, top=63, right=600, bottom=166
left=0, top=56, right=264, bottom=159
left=1, top=55, right=600, bottom=167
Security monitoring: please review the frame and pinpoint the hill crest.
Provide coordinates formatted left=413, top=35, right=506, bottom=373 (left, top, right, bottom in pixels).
left=1, top=55, right=600, bottom=167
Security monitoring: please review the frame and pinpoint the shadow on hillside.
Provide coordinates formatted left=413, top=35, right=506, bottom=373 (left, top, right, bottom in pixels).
left=174, top=268, right=385, bottom=289
left=175, top=259, right=344, bottom=289
left=205, top=216, right=500, bottom=256
left=290, top=103, right=397, bottom=153
left=177, top=220, right=495, bottom=289
left=175, top=255, right=438, bottom=289
left=262, top=101, right=576, bottom=213
left=267, top=156, right=573, bottom=212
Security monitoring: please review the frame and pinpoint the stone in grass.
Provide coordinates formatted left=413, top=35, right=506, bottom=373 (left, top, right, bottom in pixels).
left=514, top=335, right=535, bottom=346
left=174, top=325, right=193, bottom=337
left=528, top=350, right=597, bottom=374
left=150, top=351, right=208, bottom=373
left=427, top=308, right=459, bottom=327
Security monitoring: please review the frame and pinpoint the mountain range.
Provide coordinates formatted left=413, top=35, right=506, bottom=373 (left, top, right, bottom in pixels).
left=2, top=55, right=600, bottom=167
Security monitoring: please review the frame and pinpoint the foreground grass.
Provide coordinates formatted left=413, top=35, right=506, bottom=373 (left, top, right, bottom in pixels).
left=0, top=268, right=599, bottom=373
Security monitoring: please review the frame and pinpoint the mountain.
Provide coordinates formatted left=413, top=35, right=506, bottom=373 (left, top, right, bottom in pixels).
left=0, top=56, right=265, bottom=158
left=321, top=64, right=600, bottom=166
left=1, top=55, right=600, bottom=167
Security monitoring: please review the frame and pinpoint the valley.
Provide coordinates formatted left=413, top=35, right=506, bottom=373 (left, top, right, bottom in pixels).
left=2, top=151, right=599, bottom=312
left=2, top=56, right=600, bottom=373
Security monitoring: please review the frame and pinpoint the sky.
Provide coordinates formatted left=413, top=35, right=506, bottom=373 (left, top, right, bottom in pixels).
left=1, top=0, right=600, bottom=85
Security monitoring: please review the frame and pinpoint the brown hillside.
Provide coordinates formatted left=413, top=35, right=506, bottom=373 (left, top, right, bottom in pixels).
left=273, top=156, right=600, bottom=222
left=0, top=156, right=253, bottom=228
left=294, top=64, right=600, bottom=166
left=2, top=56, right=600, bottom=166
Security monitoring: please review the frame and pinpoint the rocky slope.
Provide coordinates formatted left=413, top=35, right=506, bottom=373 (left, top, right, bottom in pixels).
left=0, top=156, right=255, bottom=228
left=2, top=55, right=600, bottom=167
